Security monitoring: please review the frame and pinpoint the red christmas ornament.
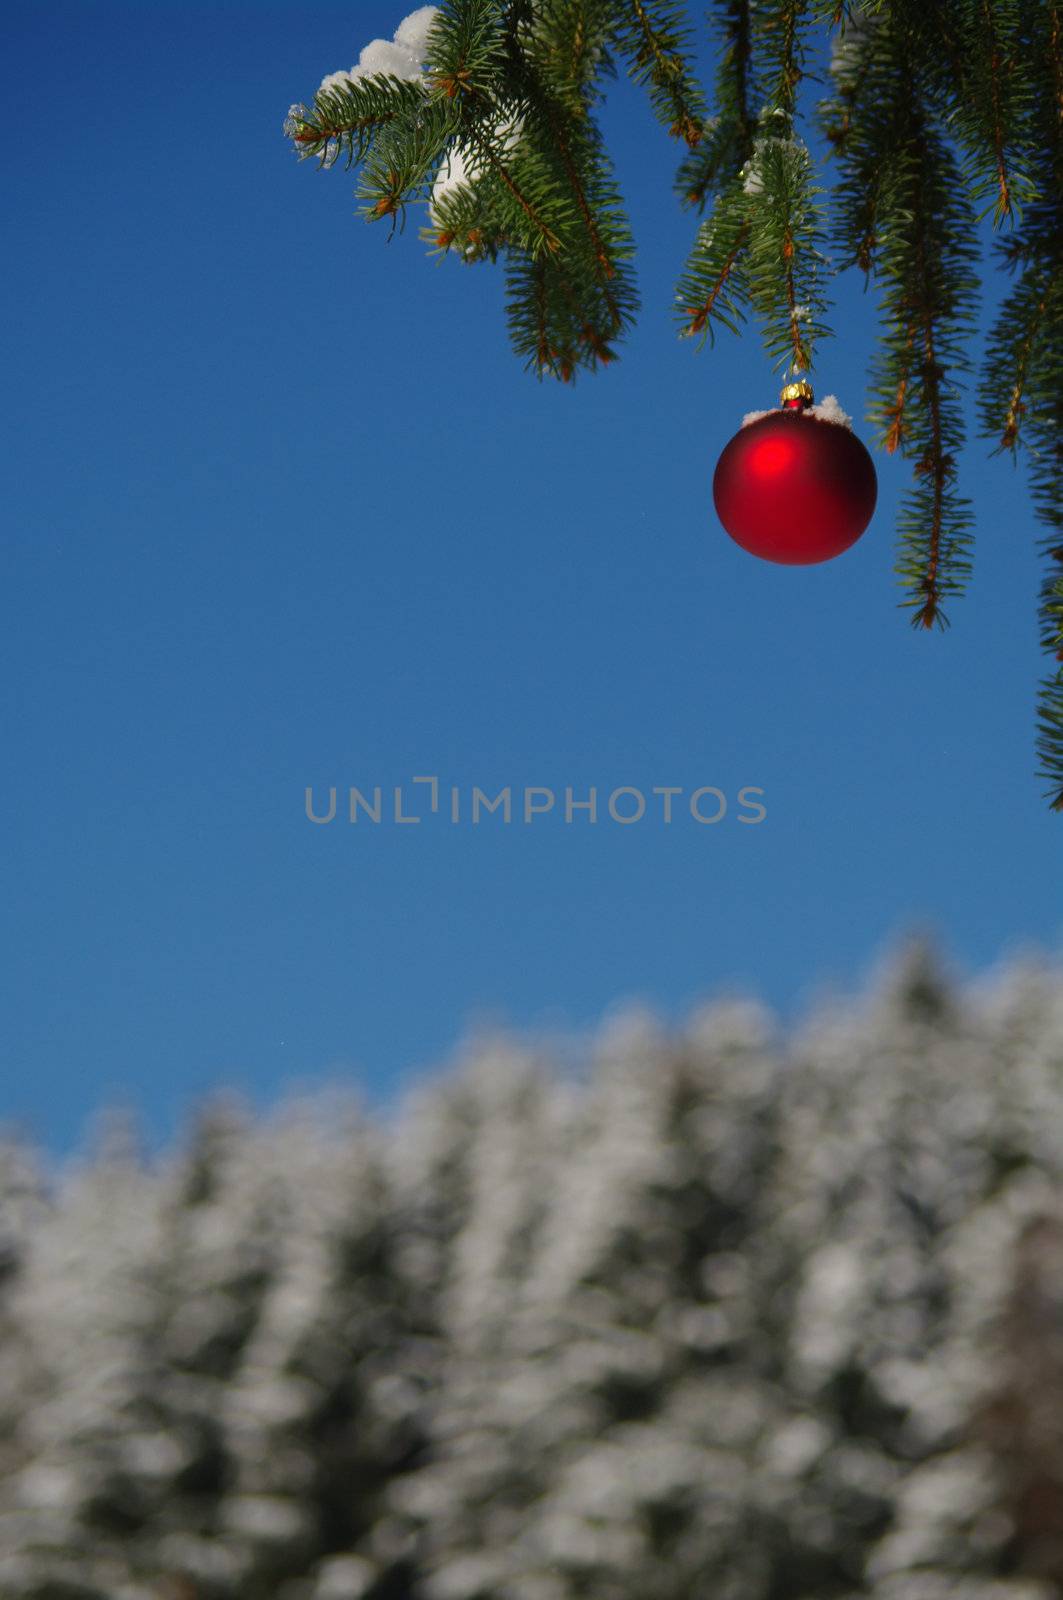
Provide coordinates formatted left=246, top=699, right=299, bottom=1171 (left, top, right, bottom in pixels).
left=713, top=381, right=877, bottom=564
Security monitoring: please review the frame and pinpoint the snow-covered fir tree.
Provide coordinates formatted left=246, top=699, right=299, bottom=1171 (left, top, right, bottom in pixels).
left=1, top=944, right=1063, bottom=1599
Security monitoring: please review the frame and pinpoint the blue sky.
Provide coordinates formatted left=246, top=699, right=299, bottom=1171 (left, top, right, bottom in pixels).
left=4, top=2, right=1060, bottom=1150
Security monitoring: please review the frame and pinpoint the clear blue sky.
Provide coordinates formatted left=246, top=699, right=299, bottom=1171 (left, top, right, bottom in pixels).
left=4, top=3, right=1060, bottom=1150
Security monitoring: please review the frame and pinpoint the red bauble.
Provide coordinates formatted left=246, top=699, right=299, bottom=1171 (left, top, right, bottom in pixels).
left=713, top=386, right=877, bottom=565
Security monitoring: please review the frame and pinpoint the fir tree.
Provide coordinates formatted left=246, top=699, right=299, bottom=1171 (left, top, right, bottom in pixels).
left=283, top=2, right=1063, bottom=810
left=3, top=949, right=1063, bottom=1596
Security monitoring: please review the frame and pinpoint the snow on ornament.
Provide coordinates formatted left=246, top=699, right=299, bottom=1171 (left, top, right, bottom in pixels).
left=713, top=381, right=877, bottom=565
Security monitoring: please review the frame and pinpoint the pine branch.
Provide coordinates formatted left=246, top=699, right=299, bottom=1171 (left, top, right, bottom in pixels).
left=357, top=100, right=464, bottom=228
left=505, top=248, right=624, bottom=379
left=285, top=75, right=431, bottom=170
left=824, top=4, right=980, bottom=627
left=901, top=310, right=967, bottom=630
left=609, top=0, right=709, bottom=145
left=1040, top=673, right=1063, bottom=811
left=461, top=122, right=567, bottom=253
left=425, top=0, right=511, bottom=102
left=676, top=0, right=830, bottom=376
left=880, top=326, right=917, bottom=453
left=675, top=0, right=759, bottom=207
left=741, top=124, right=832, bottom=374
left=943, top=0, right=1040, bottom=225
left=1030, top=317, right=1063, bottom=803
left=676, top=200, right=751, bottom=342
left=818, top=8, right=908, bottom=277
left=423, top=178, right=510, bottom=260
left=981, top=268, right=1056, bottom=454
left=881, top=131, right=980, bottom=630
left=520, top=0, right=619, bottom=114
left=503, top=7, right=639, bottom=343
left=758, top=0, right=811, bottom=124
left=975, top=0, right=1063, bottom=802
left=285, top=0, right=1063, bottom=809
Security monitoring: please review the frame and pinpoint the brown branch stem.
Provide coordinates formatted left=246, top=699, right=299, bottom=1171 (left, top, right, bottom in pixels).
left=685, top=220, right=750, bottom=334
left=466, top=126, right=561, bottom=253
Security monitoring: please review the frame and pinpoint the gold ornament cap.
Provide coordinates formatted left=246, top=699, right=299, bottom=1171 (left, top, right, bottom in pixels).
left=780, top=379, right=814, bottom=406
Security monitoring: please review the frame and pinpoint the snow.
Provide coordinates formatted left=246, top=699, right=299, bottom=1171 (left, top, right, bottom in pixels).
left=394, top=6, right=439, bottom=58
left=831, top=9, right=874, bottom=81
left=306, top=7, right=525, bottom=246
left=431, top=108, right=526, bottom=229
left=741, top=393, right=853, bottom=430
left=318, top=6, right=439, bottom=95
left=810, top=393, right=853, bottom=428
left=314, top=1556, right=377, bottom=1600
left=741, top=133, right=808, bottom=196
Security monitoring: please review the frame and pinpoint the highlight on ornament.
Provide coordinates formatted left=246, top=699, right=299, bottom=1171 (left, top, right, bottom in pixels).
left=713, top=381, right=878, bottom=566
